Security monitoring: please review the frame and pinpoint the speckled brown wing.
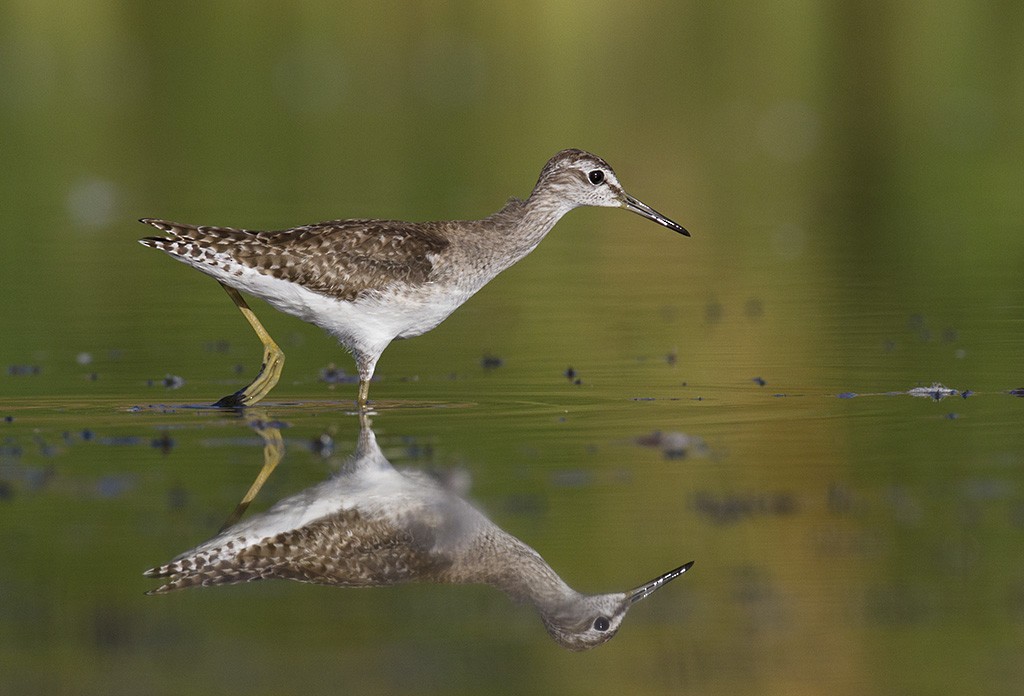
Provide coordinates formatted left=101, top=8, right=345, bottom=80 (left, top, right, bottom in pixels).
left=140, top=218, right=451, bottom=302
left=144, top=509, right=453, bottom=594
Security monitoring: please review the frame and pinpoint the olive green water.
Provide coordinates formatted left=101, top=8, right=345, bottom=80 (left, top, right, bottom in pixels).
left=2, top=3, right=1023, bottom=695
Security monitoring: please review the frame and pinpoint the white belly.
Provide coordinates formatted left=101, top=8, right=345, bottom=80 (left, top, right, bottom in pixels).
left=203, top=264, right=474, bottom=359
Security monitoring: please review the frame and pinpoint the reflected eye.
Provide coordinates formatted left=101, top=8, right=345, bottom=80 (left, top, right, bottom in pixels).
left=588, top=170, right=605, bottom=185
left=593, top=617, right=610, bottom=632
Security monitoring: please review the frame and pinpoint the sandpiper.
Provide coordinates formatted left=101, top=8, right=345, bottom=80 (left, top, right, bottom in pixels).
left=140, top=149, right=688, bottom=408
left=144, top=417, right=692, bottom=650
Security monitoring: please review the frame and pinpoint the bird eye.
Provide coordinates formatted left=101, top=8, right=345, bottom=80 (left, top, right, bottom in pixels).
left=593, top=617, right=610, bottom=632
left=588, top=170, right=605, bottom=185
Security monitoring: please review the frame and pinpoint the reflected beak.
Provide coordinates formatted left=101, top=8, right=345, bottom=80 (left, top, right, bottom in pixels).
left=629, top=560, right=694, bottom=604
left=623, top=194, right=690, bottom=236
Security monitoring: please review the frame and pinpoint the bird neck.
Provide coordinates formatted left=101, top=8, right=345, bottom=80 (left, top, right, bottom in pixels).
left=475, top=532, right=579, bottom=611
left=482, top=190, right=575, bottom=263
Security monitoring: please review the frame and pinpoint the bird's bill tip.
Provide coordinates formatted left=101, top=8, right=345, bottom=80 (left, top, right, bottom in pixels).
left=629, top=560, right=694, bottom=604
left=623, top=195, right=690, bottom=236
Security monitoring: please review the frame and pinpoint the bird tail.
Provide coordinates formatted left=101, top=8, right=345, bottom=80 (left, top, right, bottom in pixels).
left=138, top=218, right=198, bottom=255
left=143, top=555, right=214, bottom=595
left=143, top=550, right=262, bottom=595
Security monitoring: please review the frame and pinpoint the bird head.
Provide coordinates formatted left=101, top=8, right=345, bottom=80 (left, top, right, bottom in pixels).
left=534, top=149, right=689, bottom=236
left=539, top=561, right=693, bottom=651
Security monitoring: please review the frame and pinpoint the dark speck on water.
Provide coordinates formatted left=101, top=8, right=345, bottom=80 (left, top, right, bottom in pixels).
left=147, top=374, right=185, bottom=390
left=752, top=376, right=767, bottom=387
left=7, top=365, right=41, bottom=376
left=837, top=392, right=858, bottom=399
left=1009, top=388, right=1024, bottom=397
left=3, top=416, right=13, bottom=423
left=203, top=339, right=231, bottom=353
left=311, top=433, right=334, bottom=457
left=635, top=430, right=709, bottom=460
left=319, top=363, right=358, bottom=384
left=167, top=485, right=188, bottom=511
left=744, top=297, right=764, bottom=319
left=150, top=433, right=175, bottom=454
left=480, top=354, right=503, bottom=370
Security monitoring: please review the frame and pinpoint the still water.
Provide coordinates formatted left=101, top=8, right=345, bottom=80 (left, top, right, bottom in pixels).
left=3, top=3, right=1024, bottom=695
left=2, top=256, right=1022, bottom=695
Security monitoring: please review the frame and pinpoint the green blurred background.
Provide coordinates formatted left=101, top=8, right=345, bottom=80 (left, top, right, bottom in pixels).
left=3, top=0, right=1022, bottom=364
left=1, top=2, right=1023, bottom=695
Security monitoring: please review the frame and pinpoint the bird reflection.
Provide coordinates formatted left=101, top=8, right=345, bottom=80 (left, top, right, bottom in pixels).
left=145, top=415, right=692, bottom=651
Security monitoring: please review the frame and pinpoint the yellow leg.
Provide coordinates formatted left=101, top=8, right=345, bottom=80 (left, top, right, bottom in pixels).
left=357, top=377, right=370, bottom=410
left=218, top=411, right=284, bottom=532
left=213, top=283, right=285, bottom=408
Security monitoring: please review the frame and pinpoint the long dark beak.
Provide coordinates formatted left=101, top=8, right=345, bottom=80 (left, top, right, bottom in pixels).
left=629, top=560, right=694, bottom=604
left=624, top=194, right=690, bottom=236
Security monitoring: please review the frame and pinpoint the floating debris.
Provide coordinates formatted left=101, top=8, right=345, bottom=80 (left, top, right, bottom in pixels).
left=665, top=350, right=678, bottom=366
left=76, top=352, right=93, bottom=366
left=319, top=363, right=358, bottom=384
left=837, top=392, right=858, bottom=399
left=203, top=339, right=231, bottom=354
left=7, top=365, right=41, bottom=376
left=150, top=433, right=175, bottom=454
left=162, top=374, right=185, bottom=389
left=1009, top=388, right=1024, bottom=398
left=480, top=354, right=503, bottom=370
left=751, top=376, right=767, bottom=387
left=311, top=433, right=334, bottom=458
left=563, top=366, right=581, bottom=385
left=906, top=383, right=959, bottom=401
left=2, top=416, right=13, bottom=423
left=635, top=430, right=709, bottom=460
left=147, top=374, right=185, bottom=390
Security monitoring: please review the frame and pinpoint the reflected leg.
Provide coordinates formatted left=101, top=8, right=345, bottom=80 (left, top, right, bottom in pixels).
left=218, top=413, right=284, bottom=532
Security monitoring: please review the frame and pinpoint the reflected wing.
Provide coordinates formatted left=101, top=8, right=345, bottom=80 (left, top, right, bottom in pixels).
left=144, top=509, right=452, bottom=594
